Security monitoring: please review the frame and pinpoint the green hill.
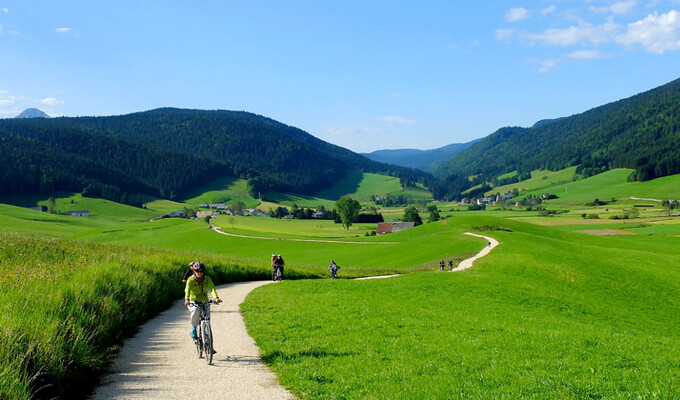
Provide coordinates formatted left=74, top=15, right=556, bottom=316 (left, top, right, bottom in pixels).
left=0, top=108, right=432, bottom=203
left=437, top=76, right=680, bottom=185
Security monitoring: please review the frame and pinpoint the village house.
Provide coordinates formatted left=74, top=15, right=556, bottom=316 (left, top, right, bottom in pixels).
left=250, top=209, right=273, bottom=217
left=196, top=211, right=220, bottom=219
left=376, top=221, right=415, bottom=234
left=67, top=210, right=90, bottom=217
left=311, top=210, right=325, bottom=219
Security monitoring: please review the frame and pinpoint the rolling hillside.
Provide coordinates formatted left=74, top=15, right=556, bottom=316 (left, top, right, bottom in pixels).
left=363, top=139, right=480, bottom=172
left=0, top=108, right=432, bottom=202
left=437, top=77, right=680, bottom=184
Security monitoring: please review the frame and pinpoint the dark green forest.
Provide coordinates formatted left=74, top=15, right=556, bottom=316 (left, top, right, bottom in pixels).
left=435, top=76, right=680, bottom=199
left=0, top=109, right=431, bottom=203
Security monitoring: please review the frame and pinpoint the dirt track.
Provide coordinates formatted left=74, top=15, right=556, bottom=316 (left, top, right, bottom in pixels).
left=90, top=281, right=296, bottom=400
left=91, top=232, right=498, bottom=399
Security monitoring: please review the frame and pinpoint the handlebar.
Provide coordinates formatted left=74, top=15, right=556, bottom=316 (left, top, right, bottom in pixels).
left=189, top=300, right=220, bottom=306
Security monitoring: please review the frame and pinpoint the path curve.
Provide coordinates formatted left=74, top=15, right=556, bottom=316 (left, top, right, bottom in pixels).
left=450, top=232, right=499, bottom=272
left=91, top=281, right=296, bottom=400
left=92, top=232, right=498, bottom=399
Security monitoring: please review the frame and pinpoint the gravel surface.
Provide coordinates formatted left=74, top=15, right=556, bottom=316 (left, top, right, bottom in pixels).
left=90, top=281, right=296, bottom=400
left=91, top=232, right=498, bottom=399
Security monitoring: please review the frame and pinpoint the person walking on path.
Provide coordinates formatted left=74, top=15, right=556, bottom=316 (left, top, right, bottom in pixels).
left=439, top=259, right=445, bottom=271
left=448, top=259, right=454, bottom=271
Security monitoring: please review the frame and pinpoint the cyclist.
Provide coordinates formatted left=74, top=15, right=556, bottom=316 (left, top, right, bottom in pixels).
left=273, top=254, right=285, bottom=280
left=184, top=262, right=222, bottom=340
left=329, top=260, right=340, bottom=279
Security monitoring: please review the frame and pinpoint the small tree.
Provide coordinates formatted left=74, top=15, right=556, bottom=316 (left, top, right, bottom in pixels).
left=46, top=197, right=56, bottom=214
left=403, top=206, right=423, bottom=226
left=428, top=209, right=441, bottom=223
left=336, top=195, right=361, bottom=229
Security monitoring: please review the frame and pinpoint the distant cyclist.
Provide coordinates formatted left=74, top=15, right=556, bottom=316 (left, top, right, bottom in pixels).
left=329, top=260, right=340, bottom=279
left=184, top=262, right=222, bottom=340
left=273, top=254, right=285, bottom=280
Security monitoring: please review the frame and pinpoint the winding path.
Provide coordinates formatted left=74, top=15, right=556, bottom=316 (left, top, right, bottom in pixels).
left=91, top=232, right=498, bottom=399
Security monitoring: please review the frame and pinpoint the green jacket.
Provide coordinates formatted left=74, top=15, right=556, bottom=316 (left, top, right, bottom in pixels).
left=185, top=275, right=219, bottom=302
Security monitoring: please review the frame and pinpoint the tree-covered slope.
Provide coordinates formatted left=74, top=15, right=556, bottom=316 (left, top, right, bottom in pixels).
left=0, top=108, right=432, bottom=200
left=437, top=77, right=680, bottom=182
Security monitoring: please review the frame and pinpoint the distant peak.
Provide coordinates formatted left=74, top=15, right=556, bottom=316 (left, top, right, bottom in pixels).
left=14, top=108, right=51, bottom=119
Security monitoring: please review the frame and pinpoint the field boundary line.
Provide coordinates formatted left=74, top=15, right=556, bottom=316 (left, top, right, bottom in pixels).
left=211, top=226, right=399, bottom=245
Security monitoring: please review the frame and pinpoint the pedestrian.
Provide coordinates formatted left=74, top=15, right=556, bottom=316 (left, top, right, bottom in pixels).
left=439, top=259, right=445, bottom=271
left=448, top=259, right=453, bottom=271
left=329, top=260, right=340, bottom=279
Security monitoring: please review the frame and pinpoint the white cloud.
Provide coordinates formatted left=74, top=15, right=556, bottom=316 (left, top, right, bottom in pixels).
left=566, top=49, right=606, bottom=59
left=539, top=59, right=559, bottom=73
left=55, top=27, right=73, bottom=33
left=590, top=1, right=637, bottom=15
left=40, top=97, right=64, bottom=106
left=542, top=5, right=556, bottom=16
left=1, top=8, right=7, bottom=13
left=390, top=93, right=401, bottom=98
left=496, top=28, right=515, bottom=41
left=522, top=19, right=619, bottom=46
left=377, top=116, right=415, bottom=125
left=505, top=7, right=530, bottom=22
left=617, top=9, right=680, bottom=53
left=0, top=90, right=16, bottom=107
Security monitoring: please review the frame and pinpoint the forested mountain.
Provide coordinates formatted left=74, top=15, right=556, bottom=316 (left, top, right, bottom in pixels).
left=436, top=77, right=680, bottom=192
left=363, top=139, right=480, bottom=172
left=0, top=108, right=432, bottom=202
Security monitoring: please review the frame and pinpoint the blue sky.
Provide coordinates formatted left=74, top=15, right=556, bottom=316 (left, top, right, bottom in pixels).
left=1, top=1, right=680, bottom=152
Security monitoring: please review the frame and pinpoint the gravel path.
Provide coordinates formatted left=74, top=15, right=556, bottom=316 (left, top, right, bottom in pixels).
left=90, top=281, right=296, bottom=400
left=91, top=232, right=498, bottom=399
left=451, top=232, right=499, bottom=272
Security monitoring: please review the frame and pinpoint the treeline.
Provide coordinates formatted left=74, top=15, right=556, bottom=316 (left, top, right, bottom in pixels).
left=0, top=108, right=434, bottom=202
left=437, top=77, right=680, bottom=188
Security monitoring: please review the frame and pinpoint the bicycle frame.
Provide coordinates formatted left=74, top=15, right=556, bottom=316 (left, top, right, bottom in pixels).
left=191, top=301, right=216, bottom=364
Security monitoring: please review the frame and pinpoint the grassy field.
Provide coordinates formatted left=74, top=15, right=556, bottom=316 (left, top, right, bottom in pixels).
left=4, top=168, right=680, bottom=399
left=487, top=167, right=581, bottom=196
left=182, top=176, right=260, bottom=208
left=0, top=232, right=279, bottom=400
left=243, top=215, right=680, bottom=398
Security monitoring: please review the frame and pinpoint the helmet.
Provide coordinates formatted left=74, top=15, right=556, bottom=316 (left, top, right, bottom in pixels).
left=193, top=261, right=205, bottom=273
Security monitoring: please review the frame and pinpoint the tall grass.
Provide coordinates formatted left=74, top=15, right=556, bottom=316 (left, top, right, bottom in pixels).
left=0, top=232, right=277, bottom=400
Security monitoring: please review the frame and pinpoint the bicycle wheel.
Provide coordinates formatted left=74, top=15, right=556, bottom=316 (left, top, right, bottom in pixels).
left=195, top=327, right=203, bottom=358
left=202, top=321, right=213, bottom=364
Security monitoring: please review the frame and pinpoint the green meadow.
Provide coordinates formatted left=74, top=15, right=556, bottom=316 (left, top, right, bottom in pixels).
left=487, top=166, right=581, bottom=196
left=2, top=169, right=680, bottom=399
left=243, top=215, right=680, bottom=399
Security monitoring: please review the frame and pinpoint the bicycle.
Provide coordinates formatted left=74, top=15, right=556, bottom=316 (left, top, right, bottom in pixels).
left=272, top=266, right=283, bottom=281
left=190, top=300, right=218, bottom=364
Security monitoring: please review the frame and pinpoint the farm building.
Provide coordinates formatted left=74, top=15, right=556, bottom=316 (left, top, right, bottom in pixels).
left=67, top=210, right=90, bottom=217
left=376, top=222, right=415, bottom=234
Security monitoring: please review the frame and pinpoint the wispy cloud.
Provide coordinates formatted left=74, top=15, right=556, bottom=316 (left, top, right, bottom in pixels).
left=0, top=90, right=16, bottom=107
left=496, top=28, right=515, bottom=41
left=566, top=49, right=606, bottom=59
left=590, top=1, right=637, bottom=15
left=40, top=97, right=64, bottom=106
left=377, top=116, right=415, bottom=125
left=1, top=8, right=8, bottom=14
left=55, top=27, right=73, bottom=34
left=542, top=5, right=556, bottom=16
left=521, top=19, right=619, bottom=46
left=505, top=7, right=530, bottom=22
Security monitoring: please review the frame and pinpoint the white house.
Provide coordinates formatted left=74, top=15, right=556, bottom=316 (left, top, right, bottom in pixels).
left=67, top=210, right=90, bottom=217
